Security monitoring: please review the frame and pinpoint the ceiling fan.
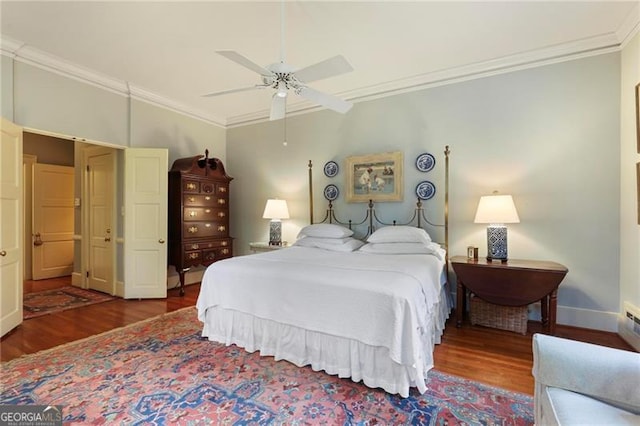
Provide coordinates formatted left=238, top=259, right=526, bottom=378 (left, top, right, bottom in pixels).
left=202, top=3, right=354, bottom=121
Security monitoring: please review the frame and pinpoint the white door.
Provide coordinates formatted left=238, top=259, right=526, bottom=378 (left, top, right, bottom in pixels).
left=123, top=148, right=168, bottom=299
left=85, top=147, right=115, bottom=294
left=32, top=164, right=74, bottom=280
left=1, top=118, right=23, bottom=337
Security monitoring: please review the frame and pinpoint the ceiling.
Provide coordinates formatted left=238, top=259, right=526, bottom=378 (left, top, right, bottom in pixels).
left=1, top=1, right=638, bottom=128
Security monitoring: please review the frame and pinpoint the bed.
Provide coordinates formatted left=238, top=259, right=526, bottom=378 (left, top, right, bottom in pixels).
left=196, top=148, right=451, bottom=397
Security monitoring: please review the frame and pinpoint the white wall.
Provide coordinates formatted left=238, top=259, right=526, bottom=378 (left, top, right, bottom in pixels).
left=1, top=56, right=227, bottom=290
left=130, top=100, right=226, bottom=166
left=619, top=31, right=640, bottom=348
left=13, top=62, right=129, bottom=145
left=1, top=55, right=13, bottom=119
left=228, top=52, right=622, bottom=331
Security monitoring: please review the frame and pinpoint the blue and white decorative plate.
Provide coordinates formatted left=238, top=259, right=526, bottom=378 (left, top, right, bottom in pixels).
left=323, top=161, right=339, bottom=177
left=324, top=184, right=339, bottom=201
left=416, top=181, right=436, bottom=200
left=415, top=153, right=436, bottom=172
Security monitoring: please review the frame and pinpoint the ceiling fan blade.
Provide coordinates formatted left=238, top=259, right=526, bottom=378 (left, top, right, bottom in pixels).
left=216, top=50, right=272, bottom=76
left=202, top=85, right=267, bottom=97
left=270, top=94, right=286, bottom=121
left=297, top=86, right=352, bottom=114
left=294, top=55, right=353, bottom=83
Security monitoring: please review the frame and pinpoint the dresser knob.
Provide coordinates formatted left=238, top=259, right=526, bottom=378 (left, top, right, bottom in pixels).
left=159, top=239, right=165, bottom=244
left=188, top=226, right=198, bottom=233
left=205, top=196, right=211, bottom=201
left=205, top=209, right=211, bottom=214
left=218, top=212, right=225, bottom=218
left=217, top=225, right=226, bottom=232
left=189, top=211, right=197, bottom=217
left=188, top=197, right=195, bottom=203
left=221, top=241, right=228, bottom=246
left=219, top=186, right=227, bottom=193
left=222, top=248, right=229, bottom=255
left=218, top=199, right=226, bottom=205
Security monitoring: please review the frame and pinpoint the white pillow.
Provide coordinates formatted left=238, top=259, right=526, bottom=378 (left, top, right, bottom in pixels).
left=367, top=226, right=432, bottom=245
left=297, top=224, right=354, bottom=239
left=294, top=236, right=354, bottom=245
left=293, top=237, right=364, bottom=252
left=359, top=242, right=444, bottom=260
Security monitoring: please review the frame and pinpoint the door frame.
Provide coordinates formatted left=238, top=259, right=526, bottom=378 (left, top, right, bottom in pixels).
left=81, top=145, right=117, bottom=293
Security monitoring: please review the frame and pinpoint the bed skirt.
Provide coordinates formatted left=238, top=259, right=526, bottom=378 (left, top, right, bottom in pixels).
left=200, top=286, right=451, bottom=398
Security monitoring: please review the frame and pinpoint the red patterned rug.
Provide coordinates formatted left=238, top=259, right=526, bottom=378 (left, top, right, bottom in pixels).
left=2, top=307, right=533, bottom=425
left=23, top=286, right=116, bottom=319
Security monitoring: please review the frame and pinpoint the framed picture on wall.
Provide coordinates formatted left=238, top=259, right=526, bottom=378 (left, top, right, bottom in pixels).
left=345, top=151, right=403, bottom=202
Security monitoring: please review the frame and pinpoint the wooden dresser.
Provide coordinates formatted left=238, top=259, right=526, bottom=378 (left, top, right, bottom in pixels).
left=168, top=150, right=233, bottom=295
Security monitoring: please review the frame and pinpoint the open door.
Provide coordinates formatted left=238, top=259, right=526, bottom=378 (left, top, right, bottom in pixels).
left=32, top=164, right=74, bottom=280
left=123, top=148, right=168, bottom=299
left=84, top=146, right=115, bottom=294
left=1, top=118, right=23, bottom=337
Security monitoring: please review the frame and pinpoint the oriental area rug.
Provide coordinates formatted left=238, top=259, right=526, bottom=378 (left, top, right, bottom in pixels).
left=1, top=307, right=533, bottom=425
left=23, top=286, right=116, bottom=319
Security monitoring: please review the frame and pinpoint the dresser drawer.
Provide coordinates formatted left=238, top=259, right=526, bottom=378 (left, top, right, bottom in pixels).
left=217, top=184, right=229, bottom=196
left=183, top=239, right=232, bottom=252
left=184, top=221, right=229, bottom=237
left=202, top=247, right=233, bottom=263
left=201, top=182, right=215, bottom=194
left=184, top=194, right=215, bottom=206
left=183, top=207, right=227, bottom=221
left=183, top=246, right=232, bottom=266
left=183, top=180, right=200, bottom=193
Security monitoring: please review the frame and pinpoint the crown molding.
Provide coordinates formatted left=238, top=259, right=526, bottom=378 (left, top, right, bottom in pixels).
left=617, top=2, right=640, bottom=48
left=2, top=26, right=631, bottom=129
left=226, top=32, right=622, bottom=127
left=1, top=34, right=227, bottom=128
left=128, top=86, right=227, bottom=128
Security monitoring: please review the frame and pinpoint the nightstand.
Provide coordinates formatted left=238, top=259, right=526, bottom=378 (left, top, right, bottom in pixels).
left=249, top=242, right=288, bottom=253
left=450, top=256, right=568, bottom=335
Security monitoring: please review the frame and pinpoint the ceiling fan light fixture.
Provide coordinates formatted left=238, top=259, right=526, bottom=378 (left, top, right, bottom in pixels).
left=276, top=81, right=288, bottom=98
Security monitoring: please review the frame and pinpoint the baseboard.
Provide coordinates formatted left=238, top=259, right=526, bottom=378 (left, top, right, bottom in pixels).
left=71, top=272, right=83, bottom=287
left=115, top=280, right=124, bottom=297
left=166, top=267, right=204, bottom=289
left=618, top=316, right=640, bottom=351
left=526, top=302, right=619, bottom=332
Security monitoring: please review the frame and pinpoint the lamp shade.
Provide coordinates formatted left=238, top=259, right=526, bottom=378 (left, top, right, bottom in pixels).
left=474, top=194, right=520, bottom=224
left=262, top=199, right=290, bottom=220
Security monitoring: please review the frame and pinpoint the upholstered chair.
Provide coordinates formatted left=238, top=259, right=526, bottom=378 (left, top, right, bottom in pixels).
left=532, top=333, right=640, bottom=425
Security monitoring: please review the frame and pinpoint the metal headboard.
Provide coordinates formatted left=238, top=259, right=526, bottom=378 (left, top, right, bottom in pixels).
left=308, top=146, right=450, bottom=260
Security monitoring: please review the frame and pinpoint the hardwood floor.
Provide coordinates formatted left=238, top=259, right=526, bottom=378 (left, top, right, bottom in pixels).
left=2, top=281, right=635, bottom=396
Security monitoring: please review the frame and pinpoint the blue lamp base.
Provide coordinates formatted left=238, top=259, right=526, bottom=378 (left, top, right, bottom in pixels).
left=269, top=220, right=282, bottom=246
left=486, top=225, right=508, bottom=262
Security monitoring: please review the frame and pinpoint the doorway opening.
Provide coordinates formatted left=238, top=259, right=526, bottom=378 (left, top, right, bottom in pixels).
left=22, top=131, right=118, bottom=297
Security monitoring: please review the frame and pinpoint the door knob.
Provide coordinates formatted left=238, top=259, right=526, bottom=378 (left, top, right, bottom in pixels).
left=0, top=250, right=6, bottom=257
left=159, top=239, right=165, bottom=244
left=104, top=236, right=111, bottom=242
left=33, top=232, right=43, bottom=246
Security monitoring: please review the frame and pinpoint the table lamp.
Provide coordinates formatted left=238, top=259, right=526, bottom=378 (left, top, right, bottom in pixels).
left=474, top=193, right=520, bottom=261
left=262, top=199, right=289, bottom=246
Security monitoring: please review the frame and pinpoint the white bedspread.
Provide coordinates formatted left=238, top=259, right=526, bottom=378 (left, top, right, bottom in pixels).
left=196, top=246, right=448, bottom=395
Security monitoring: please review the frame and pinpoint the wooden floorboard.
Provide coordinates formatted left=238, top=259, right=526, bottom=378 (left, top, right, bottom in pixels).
left=2, top=280, right=635, bottom=396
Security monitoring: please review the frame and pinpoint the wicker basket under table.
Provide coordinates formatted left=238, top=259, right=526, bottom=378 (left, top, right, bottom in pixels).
left=469, top=295, right=528, bottom=335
